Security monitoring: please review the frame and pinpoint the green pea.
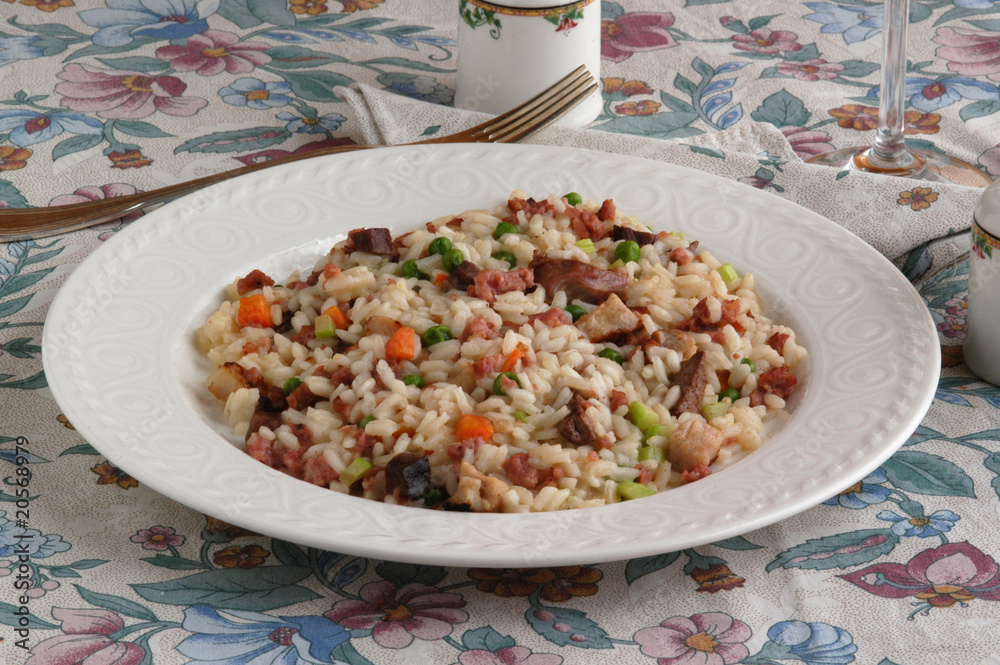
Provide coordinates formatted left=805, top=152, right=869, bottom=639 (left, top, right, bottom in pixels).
left=401, top=259, right=427, bottom=279
left=719, top=388, right=741, bottom=402
left=493, top=222, right=519, bottom=239
left=359, top=415, right=375, bottom=429
left=598, top=348, right=623, bottom=364
left=740, top=358, right=756, bottom=373
left=615, top=240, right=641, bottom=264
left=492, top=251, right=517, bottom=267
left=513, top=410, right=528, bottom=422
left=442, top=248, right=465, bottom=272
left=493, top=372, right=522, bottom=396
left=402, top=374, right=424, bottom=388
left=422, top=325, right=453, bottom=347
left=282, top=377, right=302, bottom=396
left=565, top=304, right=586, bottom=322
left=428, top=237, right=453, bottom=256
left=563, top=192, right=583, bottom=206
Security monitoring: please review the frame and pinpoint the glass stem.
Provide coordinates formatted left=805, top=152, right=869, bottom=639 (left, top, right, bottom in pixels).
left=869, top=0, right=911, bottom=167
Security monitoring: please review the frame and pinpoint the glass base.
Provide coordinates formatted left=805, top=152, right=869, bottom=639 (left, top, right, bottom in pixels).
left=806, top=145, right=993, bottom=187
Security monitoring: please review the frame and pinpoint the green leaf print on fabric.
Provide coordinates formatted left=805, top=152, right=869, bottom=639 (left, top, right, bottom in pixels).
left=767, top=529, right=899, bottom=572
left=881, top=450, right=976, bottom=497
left=526, top=590, right=613, bottom=649
left=131, top=566, right=320, bottom=611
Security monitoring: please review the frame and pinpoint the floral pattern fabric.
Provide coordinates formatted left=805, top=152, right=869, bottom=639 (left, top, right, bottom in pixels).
left=3, top=1, right=1000, bottom=663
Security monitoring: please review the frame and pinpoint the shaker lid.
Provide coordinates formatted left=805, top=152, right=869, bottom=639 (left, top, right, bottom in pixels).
left=975, top=180, right=1000, bottom=236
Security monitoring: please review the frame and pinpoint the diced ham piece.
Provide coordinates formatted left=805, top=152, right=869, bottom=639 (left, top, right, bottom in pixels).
left=758, top=366, right=797, bottom=399
left=286, top=383, right=322, bottom=411
left=246, top=433, right=276, bottom=467
left=303, top=455, right=338, bottom=486
left=241, top=337, right=272, bottom=357
left=461, top=316, right=499, bottom=342
left=612, top=225, right=655, bottom=246
left=237, top=269, right=275, bottom=295
left=473, top=354, right=502, bottom=379
left=574, top=293, right=641, bottom=343
left=527, top=308, right=571, bottom=328
left=470, top=268, right=534, bottom=304
left=669, top=351, right=708, bottom=416
left=447, top=261, right=481, bottom=291
left=529, top=255, right=628, bottom=304
left=503, top=452, right=540, bottom=489
left=668, top=420, right=723, bottom=472
left=669, top=247, right=694, bottom=266
left=293, top=325, right=314, bottom=346
left=557, top=391, right=600, bottom=446
left=767, top=332, right=790, bottom=354
left=680, top=464, right=713, bottom=484
left=635, top=464, right=653, bottom=485
left=258, top=385, right=287, bottom=412
left=246, top=410, right=283, bottom=441
left=610, top=390, right=628, bottom=412
left=598, top=199, right=617, bottom=222
left=345, top=227, right=398, bottom=260
left=567, top=207, right=606, bottom=241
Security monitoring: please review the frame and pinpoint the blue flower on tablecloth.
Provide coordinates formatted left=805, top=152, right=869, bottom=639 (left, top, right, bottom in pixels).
left=377, top=72, right=454, bottom=104
left=864, top=76, right=998, bottom=113
left=765, top=621, right=857, bottom=665
left=277, top=112, right=347, bottom=134
left=823, top=468, right=890, bottom=509
left=0, top=110, right=103, bottom=148
left=219, top=78, right=293, bottom=110
left=877, top=509, right=960, bottom=538
left=176, top=605, right=349, bottom=665
left=0, top=36, right=44, bottom=63
left=803, top=3, right=881, bottom=44
left=0, top=511, right=71, bottom=559
left=79, top=0, right=218, bottom=48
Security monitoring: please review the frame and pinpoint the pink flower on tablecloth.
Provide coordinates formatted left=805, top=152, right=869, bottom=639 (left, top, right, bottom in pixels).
left=733, top=28, right=802, bottom=55
left=934, top=27, right=1000, bottom=82
left=155, top=30, right=271, bottom=76
left=50, top=184, right=145, bottom=236
left=840, top=542, right=1000, bottom=615
left=26, top=608, right=145, bottom=665
left=945, top=295, right=967, bottom=317
left=777, top=58, right=844, bottom=81
left=130, top=525, right=184, bottom=551
left=980, top=145, right=1000, bottom=176
left=601, top=13, right=677, bottom=62
left=781, top=126, right=834, bottom=159
left=453, top=645, right=562, bottom=665
left=325, top=581, right=467, bottom=648
left=939, top=315, right=967, bottom=339
left=634, top=612, right=751, bottom=664
left=55, top=63, right=207, bottom=120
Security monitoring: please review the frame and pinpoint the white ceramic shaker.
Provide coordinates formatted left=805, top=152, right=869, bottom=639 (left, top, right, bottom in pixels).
left=455, top=0, right=602, bottom=127
left=966, top=183, right=1000, bottom=384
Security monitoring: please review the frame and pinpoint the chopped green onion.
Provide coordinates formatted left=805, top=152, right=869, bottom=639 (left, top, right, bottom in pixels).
left=615, top=240, right=641, bottom=264
left=513, top=410, right=528, bottom=422
left=422, top=325, right=453, bottom=347
left=428, top=237, right=453, bottom=256
left=669, top=231, right=685, bottom=239
left=282, top=377, right=302, bottom=396
left=643, top=424, right=673, bottom=442
left=493, top=222, right=519, bottom=239
left=576, top=239, right=595, bottom=255
left=702, top=401, right=728, bottom=421
left=617, top=481, right=656, bottom=501
left=401, top=259, right=427, bottom=279
left=402, top=374, right=424, bottom=388
left=422, top=486, right=448, bottom=506
left=740, top=357, right=756, bottom=372
left=563, top=192, right=583, bottom=206
left=610, top=259, right=625, bottom=269
left=598, top=348, right=623, bottom=364
left=442, top=248, right=465, bottom=272
left=629, top=401, right=660, bottom=431
left=273, top=284, right=284, bottom=288
left=565, top=304, right=586, bottom=322
left=719, top=388, right=741, bottom=402
left=717, top=263, right=739, bottom=285
left=341, top=457, right=372, bottom=486
left=314, top=314, right=336, bottom=338
left=493, top=372, right=522, bottom=396
left=638, top=445, right=665, bottom=464
left=359, top=415, right=375, bottom=429
left=492, top=251, right=517, bottom=266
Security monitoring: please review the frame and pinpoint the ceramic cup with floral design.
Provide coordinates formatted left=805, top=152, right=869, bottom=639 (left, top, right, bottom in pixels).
left=455, top=0, right=601, bottom=127
left=967, top=184, right=1000, bottom=385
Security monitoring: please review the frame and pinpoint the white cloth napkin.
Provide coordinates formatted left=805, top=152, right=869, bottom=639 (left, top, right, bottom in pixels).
left=340, top=83, right=979, bottom=277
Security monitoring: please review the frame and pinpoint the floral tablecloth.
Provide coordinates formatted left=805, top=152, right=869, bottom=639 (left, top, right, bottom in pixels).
left=4, top=0, right=1000, bottom=663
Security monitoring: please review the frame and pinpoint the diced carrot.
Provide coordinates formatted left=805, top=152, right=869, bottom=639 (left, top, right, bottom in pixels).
left=433, top=273, right=449, bottom=287
left=385, top=326, right=417, bottom=360
left=323, top=263, right=341, bottom=280
left=322, top=305, right=351, bottom=330
left=500, top=345, right=526, bottom=372
left=238, top=294, right=272, bottom=328
left=455, top=414, right=493, bottom=441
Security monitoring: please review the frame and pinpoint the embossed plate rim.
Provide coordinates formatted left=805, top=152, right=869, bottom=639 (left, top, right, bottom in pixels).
left=43, top=143, right=940, bottom=567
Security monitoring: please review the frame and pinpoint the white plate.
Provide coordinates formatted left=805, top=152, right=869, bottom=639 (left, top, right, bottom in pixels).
left=43, top=144, right=939, bottom=567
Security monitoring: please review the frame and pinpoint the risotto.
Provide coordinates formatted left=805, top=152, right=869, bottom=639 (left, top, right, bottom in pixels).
left=196, top=192, right=805, bottom=512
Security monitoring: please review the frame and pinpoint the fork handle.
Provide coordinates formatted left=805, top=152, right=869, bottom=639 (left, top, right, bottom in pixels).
left=0, top=142, right=378, bottom=241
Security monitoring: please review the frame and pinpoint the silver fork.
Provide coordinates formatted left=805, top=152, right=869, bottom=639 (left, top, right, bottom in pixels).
left=1, top=66, right=597, bottom=241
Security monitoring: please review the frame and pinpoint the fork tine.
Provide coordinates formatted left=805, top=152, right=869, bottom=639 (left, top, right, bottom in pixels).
left=487, top=80, right=599, bottom=143
left=461, top=65, right=594, bottom=140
